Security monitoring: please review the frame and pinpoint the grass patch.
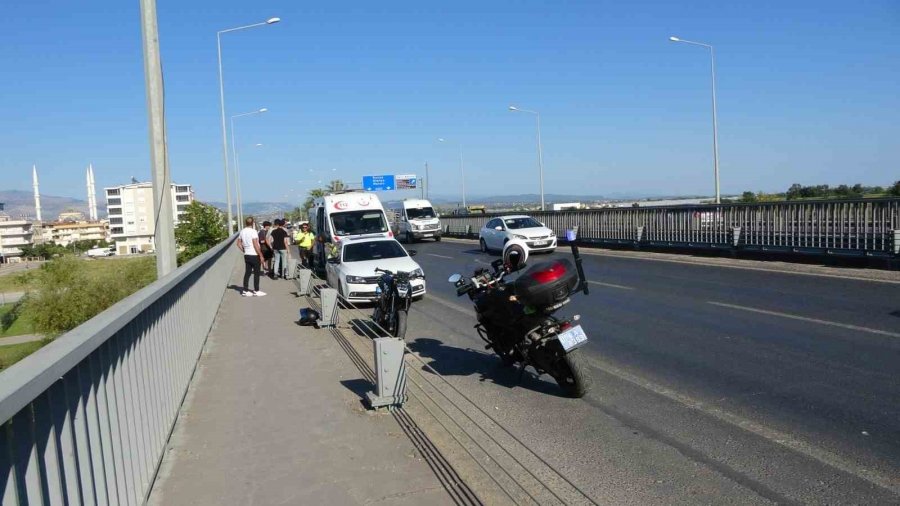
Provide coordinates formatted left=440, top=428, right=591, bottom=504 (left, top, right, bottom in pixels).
left=23, top=256, right=156, bottom=337
left=0, top=270, right=36, bottom=294
left=0, top=339, right=49, bottom=371
left=0, top=303, right=35, bottom=337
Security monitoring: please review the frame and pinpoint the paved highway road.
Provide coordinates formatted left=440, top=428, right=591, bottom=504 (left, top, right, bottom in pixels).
left=395, top=239, right=900, bottom=504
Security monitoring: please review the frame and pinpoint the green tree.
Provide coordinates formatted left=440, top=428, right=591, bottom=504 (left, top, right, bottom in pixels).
left=23, top=256, right=155, bottom=337
left=302, top=188, right=326, bottom=212
left=890, top=181, right=900, bottom=197
left=174, top=201, right=228, bottom=265
left=740, top=191, right=758, bottom=203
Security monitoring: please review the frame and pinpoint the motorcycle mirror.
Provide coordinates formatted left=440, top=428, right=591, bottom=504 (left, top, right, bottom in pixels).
left=447, top=273, right=462, bottom=284
left=408, top=249, right=417, bottom=256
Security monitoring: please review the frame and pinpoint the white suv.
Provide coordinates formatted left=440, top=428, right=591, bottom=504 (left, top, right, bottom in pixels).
left=325, top=237, right=426, bottom=303
left=479, top=215, right=556, bottom=254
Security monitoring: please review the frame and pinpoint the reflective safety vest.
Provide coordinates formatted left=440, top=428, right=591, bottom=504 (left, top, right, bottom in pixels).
left=295, top=231, right=314, bottom=249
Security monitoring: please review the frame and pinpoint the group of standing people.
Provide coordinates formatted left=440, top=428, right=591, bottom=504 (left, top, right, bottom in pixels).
left=236, top=217, right=316, bottom=297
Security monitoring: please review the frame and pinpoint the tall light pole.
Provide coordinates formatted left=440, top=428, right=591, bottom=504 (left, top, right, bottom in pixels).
left=437, top=138, right=466, bottom=208
left=231, top=108, right=268, bottom=226
left=139, top=0, right=176, bottom=277
left=217, top=17, right=280, bottom=233
left=670, top=36, right=720, bottom=204
left=508, top=105, right=545, bottom=211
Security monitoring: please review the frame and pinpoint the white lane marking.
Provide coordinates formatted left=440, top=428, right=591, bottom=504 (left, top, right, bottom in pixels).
left=439, top=237, right=900, bottom=285
left=418, top=292, right=474, bottom=316
left=588, top=280, right=634, bottom=290
left=708, top=301, right=900, bottom=338
left=427, top=253, right=454, bottom=259
left=581, top=354, right=900, bottom=496
left=425, top=287, right=900, bottom=494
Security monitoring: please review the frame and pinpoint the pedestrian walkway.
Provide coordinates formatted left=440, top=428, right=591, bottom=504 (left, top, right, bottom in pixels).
left=0, top=334, right=44, bottom=346
left=148, top=264, right=456, bottom=505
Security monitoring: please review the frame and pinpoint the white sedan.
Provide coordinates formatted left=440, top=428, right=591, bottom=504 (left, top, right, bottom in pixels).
left=325, top=237, right=426, bottom=303
left=479, top=215, right=557, bottom=254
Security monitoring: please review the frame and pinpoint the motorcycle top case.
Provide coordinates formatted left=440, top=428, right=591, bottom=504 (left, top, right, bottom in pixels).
left=513, top=259, right=578, bottom=308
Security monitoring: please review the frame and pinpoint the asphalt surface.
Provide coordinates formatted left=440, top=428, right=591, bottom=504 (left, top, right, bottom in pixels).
left=397, top=238, right=900, bottom=504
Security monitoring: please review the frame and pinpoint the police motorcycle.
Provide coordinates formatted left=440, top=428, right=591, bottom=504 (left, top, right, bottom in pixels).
left=372, top=268, right=423, bottom=339
left=448, top=231, right=592, bottom=397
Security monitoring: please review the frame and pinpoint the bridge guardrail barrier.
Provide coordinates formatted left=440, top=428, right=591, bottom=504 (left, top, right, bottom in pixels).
left=1, top=235, right=237, bottom=506
left=440, top=198, right=900, bottom=258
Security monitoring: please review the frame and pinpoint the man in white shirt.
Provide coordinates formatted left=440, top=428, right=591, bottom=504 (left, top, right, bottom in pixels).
left=235, top=217, right=267, bottom=297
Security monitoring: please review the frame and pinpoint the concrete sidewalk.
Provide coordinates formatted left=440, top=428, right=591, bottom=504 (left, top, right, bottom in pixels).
left=148, top=263, right=456, bottom=505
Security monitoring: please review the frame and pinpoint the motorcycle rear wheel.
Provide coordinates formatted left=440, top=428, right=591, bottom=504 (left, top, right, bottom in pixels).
left=554, top=348, right=592, bottom=398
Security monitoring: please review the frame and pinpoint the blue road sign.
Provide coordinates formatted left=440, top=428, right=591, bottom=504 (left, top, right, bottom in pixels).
left=362, top=174, right=395, bottom=191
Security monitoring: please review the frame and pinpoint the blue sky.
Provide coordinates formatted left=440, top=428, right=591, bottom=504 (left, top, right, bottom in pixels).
left=0, top=0, right=898, bottom=204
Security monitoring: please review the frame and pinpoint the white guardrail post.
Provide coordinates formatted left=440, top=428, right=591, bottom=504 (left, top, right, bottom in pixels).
left=294, top=268, right=313, bottom=296
left=317, top=287, right=339, bottom=327
left=366, top=338, right=407, bottom=409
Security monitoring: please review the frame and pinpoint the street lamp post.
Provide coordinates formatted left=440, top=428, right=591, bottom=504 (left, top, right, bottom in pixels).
left=669, top=36, right=720, bottom=204
left=437, top=138, right=466, bottom=208
left=231, top=108, right=268, bottom=226
left=508, top=106, right=545, bottom=211
left=217, top=17, right=280, bottom=233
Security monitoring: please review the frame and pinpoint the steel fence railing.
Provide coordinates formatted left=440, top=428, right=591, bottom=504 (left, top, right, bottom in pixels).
left=0, top=235, right=238, bottom=506
left=440, top=198, right=900, bottom=257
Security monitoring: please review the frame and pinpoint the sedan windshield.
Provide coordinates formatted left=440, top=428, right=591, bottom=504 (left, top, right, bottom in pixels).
left=406, top=207, right=436, bottom=219
left=343, top=241, right=408, bottom=262
left=504, top=217, right=543, bottom=230
left=331, top=210, right=388, bottom=236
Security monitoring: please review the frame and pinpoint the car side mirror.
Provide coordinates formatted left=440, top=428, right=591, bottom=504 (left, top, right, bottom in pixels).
left=494, top=226, right=503, bottom=231
left=327, top=257, right=341, bottom=264
left=408, top=250, right=417, bottom=257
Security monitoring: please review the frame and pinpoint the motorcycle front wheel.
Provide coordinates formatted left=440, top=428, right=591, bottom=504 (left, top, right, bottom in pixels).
left=392, top=309, right=408, bottom=339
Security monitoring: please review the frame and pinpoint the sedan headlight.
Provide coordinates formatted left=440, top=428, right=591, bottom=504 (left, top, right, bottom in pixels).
left=346, top=275, right=369, bottom=284
left=413, top=268, right=425, bottom=278
left=513, top=234, right=528, bottom=240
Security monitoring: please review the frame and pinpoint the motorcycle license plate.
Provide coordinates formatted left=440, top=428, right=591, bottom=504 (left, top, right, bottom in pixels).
left=557, top=325, right=588, bottom=352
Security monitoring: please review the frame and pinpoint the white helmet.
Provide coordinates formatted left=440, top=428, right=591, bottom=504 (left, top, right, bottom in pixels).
left=502, top=239, right=529, bottom=271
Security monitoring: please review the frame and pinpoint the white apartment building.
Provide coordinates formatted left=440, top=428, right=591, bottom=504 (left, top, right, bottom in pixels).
left=0, top=215, right=35, bottom=263
left=105, top=182, right=194, bottom=255
left=40, top=220, right=110, bottom=247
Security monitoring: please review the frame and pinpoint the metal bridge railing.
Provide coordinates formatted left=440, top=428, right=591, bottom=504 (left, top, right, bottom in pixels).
left=441, top=198, right=900, bottom=257
left=0, top=236, right=237, bottom=506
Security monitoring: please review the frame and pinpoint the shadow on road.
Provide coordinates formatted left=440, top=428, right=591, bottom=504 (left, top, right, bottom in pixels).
left=406, top=337, right=565, bottom=397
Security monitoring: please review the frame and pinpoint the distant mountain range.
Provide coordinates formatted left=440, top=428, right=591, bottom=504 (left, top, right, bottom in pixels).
left=1, top=188, right=715, bottom=223
left=0, top=190, right=88, bottom=220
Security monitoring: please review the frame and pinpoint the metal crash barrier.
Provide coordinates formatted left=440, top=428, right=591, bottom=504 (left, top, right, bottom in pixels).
left=440, top=198, right=900, bottom=259
left=0, top=237, right=237, bottom=506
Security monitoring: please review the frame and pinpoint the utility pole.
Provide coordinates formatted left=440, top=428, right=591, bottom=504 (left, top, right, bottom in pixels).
left=422, top=162, right=428, bottom=200
left=139, top=0, right=177, bottom=277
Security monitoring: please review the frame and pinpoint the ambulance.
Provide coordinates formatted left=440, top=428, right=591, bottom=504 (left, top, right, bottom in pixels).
left=307, top=191, right=392, bottom=273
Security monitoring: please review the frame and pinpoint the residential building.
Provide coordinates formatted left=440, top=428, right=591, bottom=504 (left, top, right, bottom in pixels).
left=105, top=182, right=193, bottom=255
left=39, top=220, right=110, bottom=247
left=58, top=210, right=86, bottom=222
left=0, top=215, right=35, bottom=263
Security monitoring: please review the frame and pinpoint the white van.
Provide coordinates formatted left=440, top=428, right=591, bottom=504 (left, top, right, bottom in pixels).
left=86, top=245, right=115, bottom=257
left=308, top=191, right=392, bottom=271
left=388, top=199, right=441, bottom=243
